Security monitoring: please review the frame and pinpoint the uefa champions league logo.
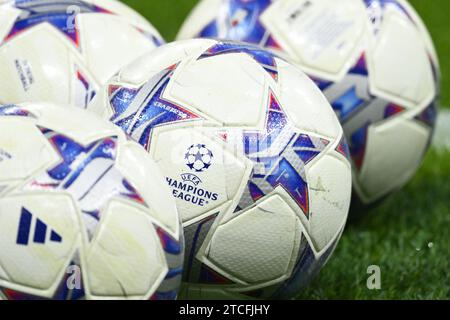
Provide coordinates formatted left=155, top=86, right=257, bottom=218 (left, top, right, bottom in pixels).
left=163, top=144, right=218, bottom=207
left=185, top=144, right=214, bottom=172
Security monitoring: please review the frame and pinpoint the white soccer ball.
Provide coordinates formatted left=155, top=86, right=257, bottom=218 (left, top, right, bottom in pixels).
left=89, top=39, right=352, bottom=299
left=177, top=0, right=440, bottom=204
left=0, top=0, right=163, bottom=109
left=0, top=103, right=183, bottom=300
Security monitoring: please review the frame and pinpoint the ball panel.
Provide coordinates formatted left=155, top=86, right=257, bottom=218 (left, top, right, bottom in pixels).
left=276, top=57, right=342, bottom=139
left=307, top=152, right=352, bottom=251
left=273, top=226, right=343, bottom=299
left=0, top=193, right=80, bottom=298
left=117, top=141, right=180, bottom=238
left=117, top=39, right=217, bottom=87
left=206, top=194, right=300, bottom=285
left=151, top=127, right=251, bottom=225
left=167, top=53, right=268, bottom=127
left=0, top=118, right=58, bottom=183
left=262, top=0, right=368, bottom=79
left=395, top=0, right=439, bottom=69
left=85, top=200, right=168, bottom=299
left=357, top=115, right=430, bottom=202
left=25, top=103, right=120, bottom=145
left=368, top=8, right=435, bottom=108
left=78, top=14, right=159, bottom=85
left=0, top=25, right=75, bottom=105
left=0, top=4, right=19, bottom=42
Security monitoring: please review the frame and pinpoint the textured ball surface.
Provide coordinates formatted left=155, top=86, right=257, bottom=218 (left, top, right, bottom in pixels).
left=0, top=103, right=183, bottom=300
left=90, top=39, right=352, bottom=299
left=178, top=0, right=440, bottom=204
left=0, top=0, right=164, bottom=108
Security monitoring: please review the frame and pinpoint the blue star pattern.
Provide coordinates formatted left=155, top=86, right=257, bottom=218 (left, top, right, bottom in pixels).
left=198, top=41, right=280, bottom=80
left=198, top=0, right=281, bottom=50
left=25, top=128, right=147, bottom=226
left=224, top=91, right=329, bottom=218
left=0, top=104, right=36, bottom=118
left=2, top=0, right=163, bottom=50
left=0, top=104, right=183, bottom=300
left=318, top=53, right=436, bottom=170
left=109, top=66, right=201, bottom=150
left=107, top=44, right=330, bottom=219
left=365, top=0, right=414, bottom=29
left=195, top=0, right=438, bottom=174
left=4, top=0, right=111, bottom=47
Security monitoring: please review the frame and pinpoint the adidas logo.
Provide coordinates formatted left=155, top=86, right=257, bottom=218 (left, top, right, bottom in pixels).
left=16, top=207, right=63, bottom=245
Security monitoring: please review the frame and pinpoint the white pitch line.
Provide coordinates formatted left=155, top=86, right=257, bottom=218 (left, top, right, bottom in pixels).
left=433, top=110, right=450, bottom=151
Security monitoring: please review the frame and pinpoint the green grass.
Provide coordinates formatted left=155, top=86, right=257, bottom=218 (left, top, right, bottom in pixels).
left=409, top=0, right=450, bottom=108
left=120, top=0, right=450, bottom=299
left=297, top=149, right=450, bottom=300
left=122, top=0, right=197, bottom=40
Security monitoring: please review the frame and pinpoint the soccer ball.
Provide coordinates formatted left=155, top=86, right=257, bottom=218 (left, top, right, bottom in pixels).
left=0, top=103, right=183, bottom=300
left=89, top=39, right=352, bottom=299
left=177, top=0, right=440, bottom=204
left=0, top=0, right=164, bottom=109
